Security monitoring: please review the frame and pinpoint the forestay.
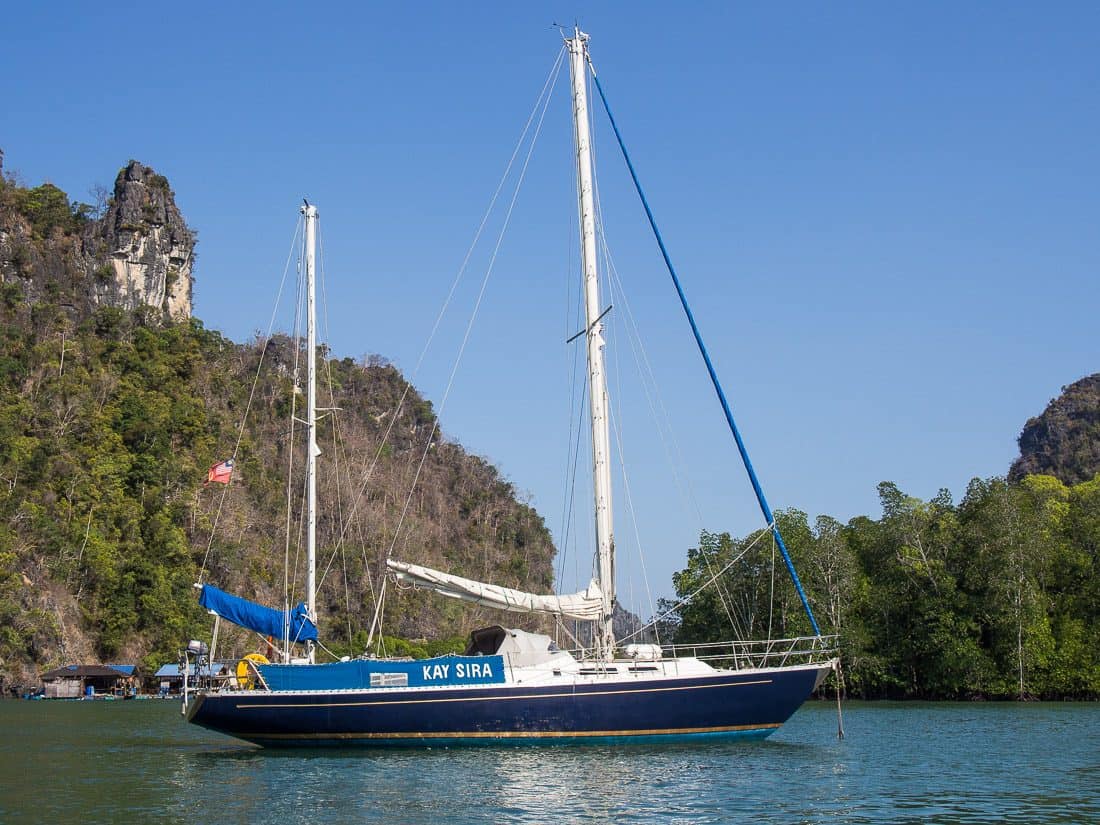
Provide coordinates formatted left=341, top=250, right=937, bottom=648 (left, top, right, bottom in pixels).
left=387, top=559, right=603, bottom=620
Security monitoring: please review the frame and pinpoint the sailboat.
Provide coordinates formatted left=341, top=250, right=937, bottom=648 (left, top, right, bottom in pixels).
left=184, top=29, right=838, bottom=747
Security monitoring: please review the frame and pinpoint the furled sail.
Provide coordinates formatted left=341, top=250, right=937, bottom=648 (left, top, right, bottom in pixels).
left=387, top=560, right=603, bottom=620
left=197, top=584, right=318, bottom=643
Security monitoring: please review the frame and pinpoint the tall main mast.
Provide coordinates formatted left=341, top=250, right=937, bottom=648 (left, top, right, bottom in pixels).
left=301, top=202, right=318, bottom=662
left=567, top=30, right=616, bottom=657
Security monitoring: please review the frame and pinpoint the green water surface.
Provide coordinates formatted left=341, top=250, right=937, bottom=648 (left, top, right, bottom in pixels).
left=0, top=700, right=1096, bottom=823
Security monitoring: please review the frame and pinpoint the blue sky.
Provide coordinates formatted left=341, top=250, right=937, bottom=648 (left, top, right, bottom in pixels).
left=4, top=3, right=1098, bottom=614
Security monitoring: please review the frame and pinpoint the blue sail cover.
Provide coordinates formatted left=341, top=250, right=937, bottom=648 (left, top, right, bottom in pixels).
left=198, top=585, right=318, bottom=643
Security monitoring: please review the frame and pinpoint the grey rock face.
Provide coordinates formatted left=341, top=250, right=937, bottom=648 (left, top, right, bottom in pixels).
left=1009, top=374, right=1100, bottom=485
left=91, top=161, right=194, bottom=318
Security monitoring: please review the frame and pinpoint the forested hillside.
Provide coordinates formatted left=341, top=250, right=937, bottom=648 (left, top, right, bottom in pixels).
left=0, top=158, right=556, bottom=684
left=668, top=473, right=1100, bottom=699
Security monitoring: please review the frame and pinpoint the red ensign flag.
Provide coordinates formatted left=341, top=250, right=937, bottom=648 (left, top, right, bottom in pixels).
left=206, top=458, right=234, bottom=485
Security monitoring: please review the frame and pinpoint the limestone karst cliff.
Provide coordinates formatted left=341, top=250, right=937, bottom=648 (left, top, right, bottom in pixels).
left=0, top=154, right=194, bottom=320
left=92, top=161, right=194, bottom=318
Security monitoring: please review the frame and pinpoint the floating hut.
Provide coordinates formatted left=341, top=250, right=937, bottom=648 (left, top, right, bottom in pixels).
left=39, top=664, right=139, bottom=698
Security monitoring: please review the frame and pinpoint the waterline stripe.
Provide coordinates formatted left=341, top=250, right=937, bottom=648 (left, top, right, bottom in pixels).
left=232, top=722, right=782, bottom=741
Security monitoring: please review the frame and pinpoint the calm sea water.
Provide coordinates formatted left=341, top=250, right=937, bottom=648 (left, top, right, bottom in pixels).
left=0, top=699, right=1096, bottom=824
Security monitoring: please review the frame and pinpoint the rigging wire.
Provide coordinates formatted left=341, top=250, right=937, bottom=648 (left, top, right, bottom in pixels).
left=596, top=233, right=699, bottom=524
left=285, top=229, right=306, bottom=615
left=314, top=46, right=568, bottom=598
left=574, top=53, right=601, bottom=600
left=365, top=577, right=388, bottom=653
left=316, top=224, right=357, bottom=648
left=376, top=49, right=565, bottom=570
left=557, top=101, right=585, bottom=596
left=605, top=400, right=661, bottom=645
left=604, top=262, right=744, bottom=639
left=288, top=229, right=317, bottom=608
left=616, top=522, right=775, bottom=646
left=589, top=141, right=744, bottom=642
left=558, top=67, right=591, bottom=599
left=586, top=92, right=663, bottom=642
left=556, top=380, right=587, bottom=591
left=586, top=56, right=822, bottom=636
left=198, top=215, right=303, bottom=584
left=768, top=532, right=777, bottom=642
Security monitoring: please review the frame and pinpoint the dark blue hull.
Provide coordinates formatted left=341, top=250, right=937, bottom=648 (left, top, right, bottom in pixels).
left=186, top=664, right=828, bottom=748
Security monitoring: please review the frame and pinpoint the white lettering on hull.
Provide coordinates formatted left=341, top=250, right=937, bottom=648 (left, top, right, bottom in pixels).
left=420, top=662, right=494, bottom=681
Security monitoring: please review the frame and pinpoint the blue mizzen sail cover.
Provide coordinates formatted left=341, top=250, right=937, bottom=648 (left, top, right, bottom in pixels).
left=198, top=584, right=318, bottom=643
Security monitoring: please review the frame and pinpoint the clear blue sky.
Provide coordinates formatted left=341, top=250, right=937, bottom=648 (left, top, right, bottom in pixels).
left=4, top=3, right=1098, bottom=616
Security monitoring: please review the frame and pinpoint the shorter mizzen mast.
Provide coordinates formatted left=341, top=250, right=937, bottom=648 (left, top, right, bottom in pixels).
left=302, top=201, right=319, bottom=663
left=185, top=203, right=321, bottom=700
left=568, top=28, right=615, bottom=658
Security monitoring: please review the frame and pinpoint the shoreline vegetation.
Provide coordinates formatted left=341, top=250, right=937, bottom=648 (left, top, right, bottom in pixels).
left=667, top=476, right=1100, bottom=701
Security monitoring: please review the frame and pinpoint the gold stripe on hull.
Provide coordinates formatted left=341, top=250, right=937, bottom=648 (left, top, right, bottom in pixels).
left=234, top=723, right=783, bottom=741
